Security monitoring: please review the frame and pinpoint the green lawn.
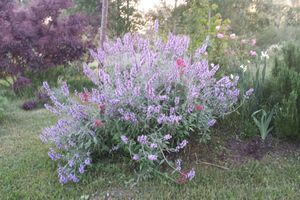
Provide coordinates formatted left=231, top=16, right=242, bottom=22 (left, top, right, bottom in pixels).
left=0, top=102, right=299, bottom=200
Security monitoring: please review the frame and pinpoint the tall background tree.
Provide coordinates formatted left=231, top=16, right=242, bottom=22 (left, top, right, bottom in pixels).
left=100, top=0, right=108, bottom=48
left=0, top=0, right=89, bottom=90
left=147, top=0, right=226, bottom=51
left=73, top=0, right=144, bottom=38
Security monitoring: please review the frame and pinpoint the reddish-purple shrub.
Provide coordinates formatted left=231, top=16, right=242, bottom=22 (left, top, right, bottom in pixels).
left=22, top=100, right=38, bottom=111
left=0, top=0, right=91, bottom=88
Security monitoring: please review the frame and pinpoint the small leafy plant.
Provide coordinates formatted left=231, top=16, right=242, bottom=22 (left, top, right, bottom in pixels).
left=251, top=109, right=274, bottom=140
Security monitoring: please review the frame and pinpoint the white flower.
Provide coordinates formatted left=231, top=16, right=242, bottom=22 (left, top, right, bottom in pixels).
left=260, top=51, right=269, bottom=60
left=43, top=16, right=52, bottom=25
left=239, top=65, right=247, bottom=72
left=230, top=33, right=236, bottom=39
left=217, top=33, right=224, bottom=39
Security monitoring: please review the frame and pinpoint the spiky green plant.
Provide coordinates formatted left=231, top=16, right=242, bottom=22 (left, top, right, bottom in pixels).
left=251, top=109, right=274, bottom=141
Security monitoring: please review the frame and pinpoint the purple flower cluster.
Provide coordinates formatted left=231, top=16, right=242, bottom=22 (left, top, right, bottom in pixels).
left=150, top=143, right=158, bottom=149
left=121, top=135, right=129, bottom=144
left=187, top=168, right=195, bottom=180
left=175, top=140, right=188, bottom=152
left=61, top=81, right=70, bottom=96
left=83, top=64, right=99, bottom=85
left=146, top=105, right=161, bottom=118
left=157, top=114, right=182, bottom=124
left=132, top=154, right=140, bottom=161
left=207, top=119, right=217, bottom=127
left=57, top=165, right=79, bottom=184
left=79, top=164, right=85, bottom=174
left=137, top=135, right=148, bottom=144
left=245, top=88, right=254, bottom=98
left=163, top=134, right=172, bottom=141
left=118, top=109, right=138, bottom=123
left=48, top=148, right=61, bottom=161
left=43, top=82, right=64, bottom=111
left=148, top=154, right=158, bottom=161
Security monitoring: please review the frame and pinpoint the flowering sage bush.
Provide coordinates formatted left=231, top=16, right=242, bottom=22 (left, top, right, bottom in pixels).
left=40, top=24, right=252, bottom=184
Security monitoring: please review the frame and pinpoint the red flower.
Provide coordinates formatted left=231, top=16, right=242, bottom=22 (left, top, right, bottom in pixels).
left=176, top=58, right=186, bottom=68
left=195, top=105, right=204, bottom=111
left=176, top=171, right=189, bottom=184
left=98, top=104, right=105, bottom=114
left=94, top=119, right=103, bottom=127
left=82, top=91, right=89, bottom=103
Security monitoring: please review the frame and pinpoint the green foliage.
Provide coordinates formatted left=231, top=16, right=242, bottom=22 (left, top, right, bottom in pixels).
left=151, top=0, right=229, bottom=53
left=20, top=61, right=95, bottom=98
left=274, top=91, right=299, bottom=139
left=229, top=55, right=270, bottom=138
left=212, top=0, right=299, bottom=35
left=0, top=93, right=8, bottom=121
left=251, top=109, right=274, bottom=140
left=72, top=0, right=144, bottom=37
left=281, top=43, right=300, bottom=73
left=238, top=43, right=300, bottom=140
left=60, top=62, right=96, bottom=92
left=257, top=26, right=300, bottom=49
left=180, top=0, right=225, bottom=52
left=67, top=77, right=95, bottom=92
left=270, top=43, right=300, bottom=139
left=109, top=0, right=144, bottom=37
left=17, top=66, right=65, bottom=98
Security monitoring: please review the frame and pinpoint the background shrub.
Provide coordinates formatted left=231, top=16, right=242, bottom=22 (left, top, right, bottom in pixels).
left=271, top=43, right=300, bottom=139
left=22, top=100, right=38, bottom=111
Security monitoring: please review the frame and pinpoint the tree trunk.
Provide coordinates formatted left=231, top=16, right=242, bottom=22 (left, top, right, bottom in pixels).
left=100, top=0, right=109, bottom=49
left=172, top=0, right=178, bottom=34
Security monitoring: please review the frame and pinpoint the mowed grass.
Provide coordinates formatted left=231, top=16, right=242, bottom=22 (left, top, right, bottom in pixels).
left=0, top=102, right=299, bottom=200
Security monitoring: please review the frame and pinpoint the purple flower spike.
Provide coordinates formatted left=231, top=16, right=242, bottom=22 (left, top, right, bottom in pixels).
left=150, top=143, right=158, bottom=149
left=154, top=19, right=159, bottom=33
left=121, top=135, right=129, bottom=144
left=245, top=88, right=254, bottom=97
left=84, top=158, right=92, bottom=165
left=79, top=164, right=85, bottom=174
left=207, top=119, right=217, bottom=127
left=148, top=154, right=158, bottom=161
left=163, top=134, right=172, bottom=141
left=175, top=140, right=189, bottom=152
left=132, top=154, right=140, bottom=161
left=61, top=81, right=69, bottom=96
left=137, top=135, right=148, bottom=144
left=48, top=148, right=61, bottom=161
left=187, top=168, right=195, bottom=180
